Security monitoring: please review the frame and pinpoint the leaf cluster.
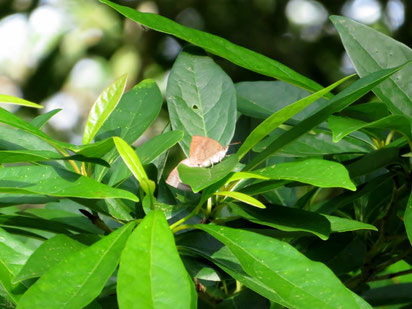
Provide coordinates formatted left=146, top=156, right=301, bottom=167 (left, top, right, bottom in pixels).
left=0, top=2, right=412, bottom=308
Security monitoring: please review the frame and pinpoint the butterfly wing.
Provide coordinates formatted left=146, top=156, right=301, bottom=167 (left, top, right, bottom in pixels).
left=189, top=136, right=228, bottom=167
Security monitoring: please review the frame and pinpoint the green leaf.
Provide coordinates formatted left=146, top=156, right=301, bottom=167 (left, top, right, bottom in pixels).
left=0, top=227, right=33, bottom=305
left=254, top=127, right=372, bottom=156
left=117, top=210, right=196, bottom=309
left=83, top=74, right=127, bottom=144
left=0, top=95, right=43, bottom=109
left=405, top=190, right=412, bottom=247
left=252, top=159, right=356, bottom=191
left=17, top=222, right=135, bottom=309
left=178, top=155, right=239, bottom=193
left=0, top=215, right=84, bottom=234
left=215, top=191, right=266, bottom=209
left=197, top=225, right=371, bottom=309
left=361, top=283, right=412, bottom=307
left=0, top=165, right=138, bottom=202
left=324, top=215, right=377, bottom=233
left=216, top=289, right=268, bottom=309
left=113, top=136, right=155, bottom=197
left=100, top=0, right=324, bottom=93
left=14, top=235, right=86, bottom=283
left=94, top=79, right=162, bottom=180
left=0, top=107, right=71, bottom=150
left=108, top=130, right=183, bottom=186
left=246, top=64, right=405, bottom=170
left=328, top=115, right=412, bottom=142
left=237, top=75, right=354, bottom=160
left=166, top=47, right=236, bottom=155
left=22, top=208, right=103, bottom=234
left=0, top=150, right=108, bottom=166
left=331, top=15, right=412, bottom=117
left=177, top=230, right=287, bottom=305
left=229, top=203, right=330, bottom=240
left=236, top=81, right=327, bottom=120
left=29, top=109, right=61, bottom=129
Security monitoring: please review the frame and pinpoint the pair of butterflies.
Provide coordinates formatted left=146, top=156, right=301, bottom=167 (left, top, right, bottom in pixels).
left=166, top=136, right=228, bottom=191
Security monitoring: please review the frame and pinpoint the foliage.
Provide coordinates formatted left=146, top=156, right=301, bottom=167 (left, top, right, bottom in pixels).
left=0, top=2, right=411, bottom=308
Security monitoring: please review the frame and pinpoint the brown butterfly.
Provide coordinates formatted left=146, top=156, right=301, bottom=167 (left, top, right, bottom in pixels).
left=166, top=136, right=229, bottom=190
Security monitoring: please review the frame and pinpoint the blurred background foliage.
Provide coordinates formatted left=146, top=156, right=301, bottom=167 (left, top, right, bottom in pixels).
left=0, top=0, right=409, bottom=144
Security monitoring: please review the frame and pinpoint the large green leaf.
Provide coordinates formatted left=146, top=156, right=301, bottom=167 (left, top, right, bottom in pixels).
left=14, top=235, right=86, bottom=283
left=331, top=15, right=412, bottom=117
left=0, top=150, right=108, bottom=166
left=117, top=210, right=196, bottom=309
left=252, top=158, right=356, bottom=191
left=177, top=230, right=287, bottom=305
left=328, top=115, right=412, bottom=142
left=178, top=155, right=239, bottom=193
left=237, top=75, right=353, bottom=160
left=0, top=94, right=43, bottom=109
left=254, top=127, right=372, bottom=156
left=0, top=228, right=32, bottom=305
left=83, top=74, right=127, bottom=144
left=108, top=131, right=183, bottom=186
left=0, top=166, right=138, bottom=201
left=245, top=64, right=406, bottom=170
left=95, top=79, right=162, bottom=144
left=100, top=0, right=324, bottom=93
left=197, top=225, right=371, bottom=309
left=229, top=203, right=331, bottom=240
left=405, top=190, right=412, bottom=246
left=236, top=81, right=327, bottom=120
left=167, top=47, right=236, bottom=155
left=0, top=107, right=71, bottom=150
left=17, top=222, right=135, bottom=309
left=94, top=79, right=162, bottom=181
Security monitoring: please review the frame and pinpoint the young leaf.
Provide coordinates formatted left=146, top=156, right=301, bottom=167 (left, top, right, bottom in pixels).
left=214, top=191, right=266, bottom=209
left=331, top=15, right=412, bottom=117
left=30, top=109, right=61, bottom=129
left=246, top=64, right=406, bottom=170
left=178, top=155, right=239, bottom=193
left=117, top=210, right=196, bottom=309
left=252, top=159, right=356, bottom=191
left=113, top=136, right=155, bottom=197
left=167, top=47, right=236, bottom=155
left=108, top=130, right=183, bottom=186
left=99, top=0, right=324, bottom=93
left=17, top=222, right=136, bottom=309
left=94, top=79, right=162, bottom=181
left=237, top=74, right=354, bottom=159
left=0, top=165, right=139, bottom=202
left=197, top=225, right=371, bottom=309
left=0, top=94, right=43, bottom=109
left=83, top=74, right=127, bottom=145
left=328, top=115, right=412, bottom=142
left=14, top=235, right=87, bottom=283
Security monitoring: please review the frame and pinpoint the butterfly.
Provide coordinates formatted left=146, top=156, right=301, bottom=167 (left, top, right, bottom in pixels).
left=166, top=136, right=229, bottom=191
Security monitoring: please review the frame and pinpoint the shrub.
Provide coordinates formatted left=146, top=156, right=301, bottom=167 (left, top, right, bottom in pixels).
left=1, top=1, right=412, bottom=308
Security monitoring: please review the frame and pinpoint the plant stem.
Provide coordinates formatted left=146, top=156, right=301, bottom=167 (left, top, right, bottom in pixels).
left=368, top=267, right=412, bottom=282
left=170, top=199, right=204, bottom=231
